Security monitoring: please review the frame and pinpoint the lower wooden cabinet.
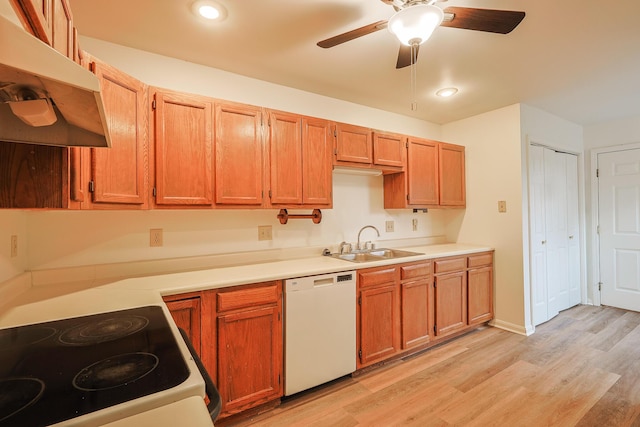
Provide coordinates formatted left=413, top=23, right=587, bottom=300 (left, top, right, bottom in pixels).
left=467, top=252, right=494, bottom=325
left=434, top=269, right=467, bottom=337
left=400, top=261, right=432, bottom=350
left=165, top=281, right=283, bottom=420
left=215, top=282, right=283, bottom=416
left=163, top=292, right=202, bottom=356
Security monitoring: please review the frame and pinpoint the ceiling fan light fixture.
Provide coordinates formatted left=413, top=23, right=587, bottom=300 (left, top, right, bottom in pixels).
left=388, top=4, right=444, bottom=46
left=436, top=87, right=458, bottom=97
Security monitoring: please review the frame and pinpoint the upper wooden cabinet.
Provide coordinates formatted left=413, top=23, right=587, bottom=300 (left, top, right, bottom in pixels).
left=334, top=122, right=372, bottom=166
left=372, top=131, right=405, bottom=169
left=384, top=139, right=465, bottom=209
left=81, top=57, right=148, bottom=209
left=10, top=0, right=53, bottom=44
left=439, top=142, right=466, bottom=207
left=334, top=123, right=405, bottom=173
left=215, top=102, right=265, bottom=206
left=268, top=111, right=332, bottom=207
left=151, top=88, right=214, bottom=207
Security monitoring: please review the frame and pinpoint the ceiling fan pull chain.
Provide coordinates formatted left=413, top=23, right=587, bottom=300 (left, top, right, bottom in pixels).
left=410, top=42, right=418, bottom=111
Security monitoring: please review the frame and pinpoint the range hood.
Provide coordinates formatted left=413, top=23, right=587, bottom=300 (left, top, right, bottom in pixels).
left=0, top=14, right=111, bottom=147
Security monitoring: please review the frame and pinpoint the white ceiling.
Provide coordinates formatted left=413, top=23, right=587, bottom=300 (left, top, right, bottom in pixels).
left=68, top=0, right=640, bottom=126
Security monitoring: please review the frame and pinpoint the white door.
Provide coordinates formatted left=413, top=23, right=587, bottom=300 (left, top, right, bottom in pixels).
left=598, top=149, right=640, bottom=311
left=529, top=146, right=581, bottom=326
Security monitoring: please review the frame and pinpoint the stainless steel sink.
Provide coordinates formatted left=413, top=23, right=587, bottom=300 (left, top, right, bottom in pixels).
left=332, top=248, right=423, bottom=263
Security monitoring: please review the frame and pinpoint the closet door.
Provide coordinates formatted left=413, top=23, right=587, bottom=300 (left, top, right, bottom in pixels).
left=530, top=146, right=580, bottom=326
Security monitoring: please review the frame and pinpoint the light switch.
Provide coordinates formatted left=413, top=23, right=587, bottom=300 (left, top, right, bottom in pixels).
left=498, top=200, right=507, bottom=213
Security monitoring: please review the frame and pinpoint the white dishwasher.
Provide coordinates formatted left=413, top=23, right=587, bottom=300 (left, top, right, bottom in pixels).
left=284, top=270, right=356, bottom=396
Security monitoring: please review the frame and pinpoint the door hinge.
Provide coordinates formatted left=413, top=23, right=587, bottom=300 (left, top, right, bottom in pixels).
left=597, top=225, right=600, bottom=234
left=358, top=349, right=362, bottom=360
left=598, top=282, right=602, bottom=291
left=152, top=187, right=157, bottom=197
left=88, top=180, right=95, bottom=193
left=151, top=99, right=156, bottom=110
left=596, top=168, right=599, bottom=178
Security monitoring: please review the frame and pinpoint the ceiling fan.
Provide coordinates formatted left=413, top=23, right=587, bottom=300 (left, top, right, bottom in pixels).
left=317, top=0, right=526, bottom=69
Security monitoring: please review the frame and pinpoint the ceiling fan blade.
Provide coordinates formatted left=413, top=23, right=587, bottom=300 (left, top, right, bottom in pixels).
left=440, top=7, right=525, bottom=34
left=396, top=44, right=420, bottom=69
left=317, top=20, right=388, bottom=48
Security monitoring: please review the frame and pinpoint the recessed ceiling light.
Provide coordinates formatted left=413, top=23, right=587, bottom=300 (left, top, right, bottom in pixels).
left=192, top=1, right=226, bottom=21
left=436, top=87, right=458, bottom=98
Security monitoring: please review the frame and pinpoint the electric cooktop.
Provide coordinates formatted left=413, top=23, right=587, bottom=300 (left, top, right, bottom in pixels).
left=0, top=305, right=190, bottom=426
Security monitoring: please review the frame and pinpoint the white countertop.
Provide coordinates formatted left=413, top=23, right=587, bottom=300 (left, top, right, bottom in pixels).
left=0, top=243, right=492, bottom=328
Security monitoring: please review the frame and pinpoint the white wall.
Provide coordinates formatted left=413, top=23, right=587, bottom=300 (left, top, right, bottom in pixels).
left=26, top=174, right=450, bottom=270
left=442, top=104, right=525, bottom=333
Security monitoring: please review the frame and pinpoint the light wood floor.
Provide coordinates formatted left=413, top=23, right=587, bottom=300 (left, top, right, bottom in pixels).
left=221, top=305, right=640, bottom=427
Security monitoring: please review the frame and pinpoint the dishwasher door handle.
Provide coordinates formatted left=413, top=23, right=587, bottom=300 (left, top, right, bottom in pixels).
left=178, top=328, right=222, bottom=422
left=313, top=277, right=335, bottom=287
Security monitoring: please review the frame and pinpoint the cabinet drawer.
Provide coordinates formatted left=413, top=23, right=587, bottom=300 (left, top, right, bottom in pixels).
left=400, top=262, right=431, bottom=281
left=434, top=257, right=466, bottom=274
left=359, top=267, right=397, bottom=288
left=468, top=253, right=493, bottom=268
left=217, top=282, right=279, bottom=312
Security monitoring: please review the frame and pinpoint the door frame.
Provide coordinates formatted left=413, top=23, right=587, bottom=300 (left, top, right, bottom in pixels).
left=590, top=142, right=640, bottom=307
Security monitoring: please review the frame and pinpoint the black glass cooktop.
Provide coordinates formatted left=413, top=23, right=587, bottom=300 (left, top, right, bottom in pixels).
left=0, top=306, right=190, bottom=427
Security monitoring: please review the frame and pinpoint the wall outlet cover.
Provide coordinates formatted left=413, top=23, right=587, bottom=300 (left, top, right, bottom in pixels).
left=385, top=220, right=394, bottom=232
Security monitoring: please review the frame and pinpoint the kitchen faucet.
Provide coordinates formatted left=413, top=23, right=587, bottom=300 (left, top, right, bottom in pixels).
left=356, top=225, right=380, bottom=251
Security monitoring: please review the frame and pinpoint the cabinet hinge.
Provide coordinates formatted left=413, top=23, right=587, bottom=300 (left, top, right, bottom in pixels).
left=406, top=141, right=409, bottom=148
left=151, top=99, right=156, bottom=110
left=152, top=187, right=157, bottom=197
left=358, top=349, right=362, bottom=360
left=88, top=181, right=95, bottom=193
left=278, top=312, right=281, bottom=321
left=334, top=129, right=337, bottom=138
left=358, top=296, right=361, bottom=305
left=269, top=190, right=272, bottom=199
left=278, top=374, right=281, bottom=385
left=406, top=194, right=409, bottom=201
left=434, top=325, right=437, bottom=333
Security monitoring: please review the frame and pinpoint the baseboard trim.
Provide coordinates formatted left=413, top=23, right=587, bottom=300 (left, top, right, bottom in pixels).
left=490, top=318, right=534, bottom=336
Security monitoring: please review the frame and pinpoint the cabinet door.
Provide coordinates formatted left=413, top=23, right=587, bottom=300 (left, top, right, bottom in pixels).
left=401, top=279, right=431, bottom=349
left=164, top=295, right=202, bottom=357
left=215, top=103, right=264, bottom=206
left=217, top=306, right=282, bottom=415
left=269, top=111, right=302, bottom=205
left=89, top=59, right=147, bottom=208
left=408, top=138, right=439, bottom=206
left=439, top=143, right=466, bottom=207
left=373, top=132, right=405, bottom=168
left=52, top=0, right=72, bottom=57
left=359, top=284, right=399, bottom=366
left=11, top=0, right=53, bottom=44
left=153, top=90, right=213, bottom=206
left=302, top=117, right=332, bottom=206
left=434, top=271, right=467, bottom=337
left=468, top=266, right=494, bottom=325
left=334, top=122, right=372, bottom=165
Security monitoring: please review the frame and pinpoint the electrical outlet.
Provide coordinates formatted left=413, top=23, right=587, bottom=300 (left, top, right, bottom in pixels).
left=150, top=228, right=163, bottom=247
left=412, top=218, right=418, bottom=232
left=385, top=220, right=394, bottom=233
left=10, top=235, right=17, bottom=257
left=498, top=200, right=507, bottom=213
left=258, top=225, right=272, bottom=241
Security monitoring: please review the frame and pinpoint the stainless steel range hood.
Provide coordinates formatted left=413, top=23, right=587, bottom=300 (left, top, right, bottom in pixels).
left=0, top=14, right=111, bottom=147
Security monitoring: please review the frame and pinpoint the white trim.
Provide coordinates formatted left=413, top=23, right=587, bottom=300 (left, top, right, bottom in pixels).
left=490, top=318, right=534, bottom=336
left=589, top=142, right=640, bottom=307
